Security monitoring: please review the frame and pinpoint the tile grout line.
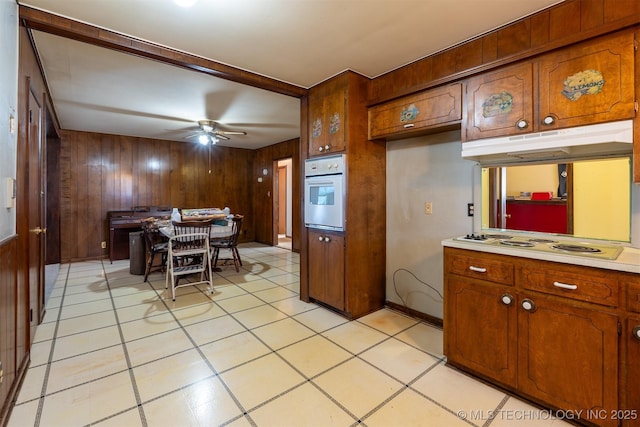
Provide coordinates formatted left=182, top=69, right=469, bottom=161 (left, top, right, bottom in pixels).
left=483, top=394, right=510, bottom=427
left=33, top=264, right=70, bottom=427
left=100, top=259, right=148, bottom=427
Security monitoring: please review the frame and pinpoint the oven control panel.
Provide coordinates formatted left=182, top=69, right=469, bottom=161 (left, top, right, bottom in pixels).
left=305, top=154, right=346, bottom=177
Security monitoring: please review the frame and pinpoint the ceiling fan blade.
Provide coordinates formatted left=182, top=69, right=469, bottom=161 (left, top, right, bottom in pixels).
left=217, top=130, right=247, bottom=136
left=214, top=133, right=231, bottom=140
left=224, top=122, right=295, bottom=129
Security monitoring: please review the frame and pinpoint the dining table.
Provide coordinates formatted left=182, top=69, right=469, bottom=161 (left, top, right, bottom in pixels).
left=156, top=220, right=234, bottom=240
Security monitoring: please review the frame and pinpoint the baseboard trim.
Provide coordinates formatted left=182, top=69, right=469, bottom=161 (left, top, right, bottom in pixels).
left=385, top=301, right=443, bottom=328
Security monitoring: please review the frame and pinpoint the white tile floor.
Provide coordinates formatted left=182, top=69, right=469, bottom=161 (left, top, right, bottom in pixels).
left=8, top=243, right=570, bottom=427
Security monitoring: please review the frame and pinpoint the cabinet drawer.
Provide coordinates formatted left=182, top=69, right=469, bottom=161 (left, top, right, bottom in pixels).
left=627, top=279, right=640, bottom=313
left=445, top=252, right=514, bottom=286
left=368, top=84, right=461, bottom=139
left=519, top=267, right=619, bottom=307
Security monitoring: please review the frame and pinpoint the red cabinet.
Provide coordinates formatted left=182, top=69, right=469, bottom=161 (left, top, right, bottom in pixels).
left=503, top=200, right=567, bottom=234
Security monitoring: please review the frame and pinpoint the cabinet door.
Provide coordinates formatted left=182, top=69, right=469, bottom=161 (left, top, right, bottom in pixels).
left=308, top=230, right=345, bottom=310
left=445, top=275, right=517, bottom=387
left=369, top=84, right=462, bottom=139
left=518, top=295, right=619, bottom=426
left=464, top=62, right=534, bottom=140
left=324, top=87, right=346, bottom=153
left=308, top=95, right=327, bottom=155
left=538, top=31, right=635, bottom=129
left=625, top=317, right=640, bottom=427
left=308, top=88, right=346, bottom=156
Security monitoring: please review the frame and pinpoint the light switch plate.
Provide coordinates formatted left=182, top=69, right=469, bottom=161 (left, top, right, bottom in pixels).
left=6, top=178, right=15, bottom=208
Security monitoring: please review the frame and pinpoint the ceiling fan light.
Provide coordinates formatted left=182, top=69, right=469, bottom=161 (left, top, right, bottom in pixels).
left=198, top=120, right=214, bottom=132
left=198, top=134, right=210, bottom=145
left=211, top=136, right=218, bottom=145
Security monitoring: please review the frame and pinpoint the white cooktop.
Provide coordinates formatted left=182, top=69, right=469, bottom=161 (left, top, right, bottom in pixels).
left=455, top=233, right=623, bottom=260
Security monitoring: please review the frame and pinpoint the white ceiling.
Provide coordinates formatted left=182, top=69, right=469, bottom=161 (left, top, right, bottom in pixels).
left=20, top=0, right=563, bottom=149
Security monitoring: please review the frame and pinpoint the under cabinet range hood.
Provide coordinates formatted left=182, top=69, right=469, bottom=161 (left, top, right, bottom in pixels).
left=461, top=120, right=633, bottom=165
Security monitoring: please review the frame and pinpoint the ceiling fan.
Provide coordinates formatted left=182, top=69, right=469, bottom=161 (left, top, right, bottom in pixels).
left=191, top=119, right=247, bottom=145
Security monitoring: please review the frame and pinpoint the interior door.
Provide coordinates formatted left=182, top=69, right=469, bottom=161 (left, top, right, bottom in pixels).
left=27, top=88, right=44, bottom=338
left=278, top=165, right=286, bottom=235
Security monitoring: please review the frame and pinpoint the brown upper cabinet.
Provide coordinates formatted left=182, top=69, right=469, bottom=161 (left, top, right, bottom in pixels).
left=464, top=31, right=636, bottom=141
left=308, top=78, right=347, bottom=156
left=368, top=83, right=462, bottom=140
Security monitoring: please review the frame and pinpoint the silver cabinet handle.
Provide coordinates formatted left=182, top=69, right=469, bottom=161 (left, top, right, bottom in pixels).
left=521, top=298, right=536, bottom=312
left=516, top=119, right=529, bottom=129
left=324, top=144, right=331, bottom=151
left=542, top=115, right=555, bottom=125
left=633, top=326, right=640, bottom=341
left=403, top=123, right=415, bottom=128
left=553, top=281, right=578, bottom=290
left=501, top=294, right=514, bottom=306
left=318, top=146, right=324, bottom=152
left=318, top=236, right=324, bottom=241
left=469, top=266, right=487, bottom=273
left=324, top=236, right=331, bottom=242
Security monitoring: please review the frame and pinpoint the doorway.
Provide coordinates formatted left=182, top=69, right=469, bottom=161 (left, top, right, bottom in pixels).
left=274, top=158, right=292, bottom=250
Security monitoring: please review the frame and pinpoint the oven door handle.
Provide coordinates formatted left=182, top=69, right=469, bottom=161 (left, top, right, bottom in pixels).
left=306, top=180, right=337, bottom=186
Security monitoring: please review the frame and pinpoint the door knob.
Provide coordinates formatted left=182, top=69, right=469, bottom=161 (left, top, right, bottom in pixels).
left=30, top=227, right=46, bottom=235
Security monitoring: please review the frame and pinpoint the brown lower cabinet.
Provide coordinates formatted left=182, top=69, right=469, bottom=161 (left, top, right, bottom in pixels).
left=308, top=229, right=345, bottom=311
left=625, top=317, right=640, bottom=427
left=517, top=295, right=619, bottom=426
left=444, top=247, right=635, bottom=427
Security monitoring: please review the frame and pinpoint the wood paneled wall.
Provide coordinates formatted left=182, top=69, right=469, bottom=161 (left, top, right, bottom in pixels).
left=253, top=138, right=301, bottom=251
left=59, top=130, right=255, bottom=261
left=369, top=0, right=640, bottom=103
left=0, top=237, right=18, bottom=424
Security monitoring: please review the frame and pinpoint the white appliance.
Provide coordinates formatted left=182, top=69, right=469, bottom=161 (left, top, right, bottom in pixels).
left=461, top=120, right=633, bottom=165
left=456, top=233, right=623, bottom=260
left=304, top=154, right=346, bottom=231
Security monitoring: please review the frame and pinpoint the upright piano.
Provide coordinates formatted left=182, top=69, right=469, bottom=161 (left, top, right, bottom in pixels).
left=108, top=206, right=172, bottom=262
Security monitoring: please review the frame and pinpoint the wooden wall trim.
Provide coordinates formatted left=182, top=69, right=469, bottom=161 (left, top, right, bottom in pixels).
left=0, top=234, right=17, bottom=247
left=368, top=0, right=640, bottom=104
left=18, top=5, right=307, bottom=99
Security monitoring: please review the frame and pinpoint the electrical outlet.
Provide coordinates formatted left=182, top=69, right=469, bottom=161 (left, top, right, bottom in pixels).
left=467, top=203, right=475, bottom=216
left=424, top=202, right=433, bottom=215
left=101, top=241, right=107, bottom=249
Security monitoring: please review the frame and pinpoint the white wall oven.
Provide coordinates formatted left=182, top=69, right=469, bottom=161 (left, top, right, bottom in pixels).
left=304, top=154, right=346, bottom=231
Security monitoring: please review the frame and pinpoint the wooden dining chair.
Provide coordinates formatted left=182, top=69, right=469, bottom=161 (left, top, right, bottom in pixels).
left=165, top=219, right=214, bottom=301
left=142, top=220, right=169, bottom=282
left=211, top=214, right=244, bottom=272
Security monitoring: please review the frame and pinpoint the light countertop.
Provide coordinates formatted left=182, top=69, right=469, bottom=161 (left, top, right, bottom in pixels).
left=442, top=238, right=640, bottom=274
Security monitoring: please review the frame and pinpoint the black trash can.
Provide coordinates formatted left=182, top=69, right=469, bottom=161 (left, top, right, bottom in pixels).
left=129, top=231, right=146, bottom=275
